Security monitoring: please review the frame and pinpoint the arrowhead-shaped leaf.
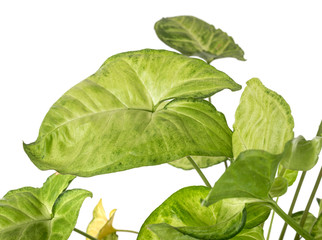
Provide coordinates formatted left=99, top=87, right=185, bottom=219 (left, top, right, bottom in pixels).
left=232, top=78, right=294, bottom=158
left=138, top=186, right=246, bottom=240
left=24, top=49, right=240, bottom=177
left=203, top=150, right=281, bottom=207
left=0, top=174, right=91, bottom=240
left=155, top=16, right=245, bottom=63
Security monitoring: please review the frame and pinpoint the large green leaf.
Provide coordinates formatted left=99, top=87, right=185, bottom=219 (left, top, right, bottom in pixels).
left=169, top=156, right=227, bottom=170
left=24, top=49, right=240, bottom=177
left=203, top=150, right=281, bottom=207
left=232, top=78, right=294, bottom=159
left=138, top=186, right=246, bottom=240
left=280, top=129, right=322, bottom=171
left=155, top=16, right=245, bottom=63
left=0, top=173, right=91, bottom=240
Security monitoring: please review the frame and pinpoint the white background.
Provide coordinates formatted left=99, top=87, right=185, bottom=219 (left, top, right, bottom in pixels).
left=0, top=1, right=321, bottom=239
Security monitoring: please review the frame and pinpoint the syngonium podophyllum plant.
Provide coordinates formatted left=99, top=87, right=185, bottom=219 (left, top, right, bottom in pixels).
left=1, top=15, right=322, bottom=240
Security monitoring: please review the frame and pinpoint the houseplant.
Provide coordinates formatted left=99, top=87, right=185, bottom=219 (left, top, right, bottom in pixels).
left=0, top=8, right=319, bottom=240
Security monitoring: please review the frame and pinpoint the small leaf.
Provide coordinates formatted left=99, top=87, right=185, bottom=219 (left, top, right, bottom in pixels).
left=24, top=49, right=241, bottom=177
left=138, top=186, right=246, bottom=240
left=269, top=176, right=288, bottom=198
left=230, top=226, right=265, bottom=240
left=278, top=166, right=298, bottom=186
left=311, top=214, right=322, bottom=239
left=169, top=156, right=227, bottom=170
left=98, top=209, right=117, bottom=239
left=155, top=16, right=245, bottom=63
left=203, top=150, right=281, bottom=207
left=244, top=203, right=271, bottom=229
left=280, top=135, right=322, bottom=171
left=292, top=211, right=316, bottom=233
left=0, top=174, right=91, bottom=240
left=86, top=199, right=117, bottom=240
left=233, top=78, right=294, bottom=159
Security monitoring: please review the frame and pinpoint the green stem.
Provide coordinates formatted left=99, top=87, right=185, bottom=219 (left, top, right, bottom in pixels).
left=187, top=156, right=212, bottom=188
left=208, top=97, right=212, bottom=103
left=116, top=229, right=139, bottom=234
left=267, top=198, right=279, bottom=240
left=268, top=200, right=313, bottom=240
left=73, top=228, right=97, bottom=240
left=224, top=160, right=228, bottom=169
left=279, top=171, right=307, bottom=240
left=295, top=166, right=322, bottom=240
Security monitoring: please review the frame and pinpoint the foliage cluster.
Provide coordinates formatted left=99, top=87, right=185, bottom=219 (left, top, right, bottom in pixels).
left=1, top=16, right=321, bottom=240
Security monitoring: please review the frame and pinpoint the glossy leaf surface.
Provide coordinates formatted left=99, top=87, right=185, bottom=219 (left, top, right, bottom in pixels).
left=155, top=16, right=245, bottom=63
left=0, top=174, right=91, bottom=240
left=280, top=134, right=322, bottom=171
left=269, top=176, right=288, bottom=198
left=24, top=49, right=241, bottom=177
left=169, top=156, right=227, bottom=170
left=232, top=78, right=294, bottom=158
left=203, top=150, right=281, bottom=206
left=138, top=186, right=246, bottom=240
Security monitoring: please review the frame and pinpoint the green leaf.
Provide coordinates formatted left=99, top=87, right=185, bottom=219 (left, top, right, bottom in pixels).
left=169, top=156, right=227, bottom=170
left=311, top=214, right=322, bottom=239
left=203, top=149, right=281, bottom=207
left=280, top=135, right=322, bottom=171
left=244, top=203, right=270, bottom=229
left=0, top=173, right=91, bottom=240
left=230, top=226, right=265, bottom=240
left=155, top=16, right=245, bottom=63
left=24, top=49, right=241, bottom=177
left=148, top=223, right=198, bottom=240
left=232, top=78, right=294, bottom=158
left=269, top=176, right=288, bottom=198
left=292, top=211, right=316, bottom=233
left=138, top=186, right=246, bottom=240
left=278, top=166, right=298, bottom=186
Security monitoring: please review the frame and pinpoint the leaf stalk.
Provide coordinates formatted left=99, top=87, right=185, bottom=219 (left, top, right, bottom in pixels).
left=187, top=156, right=212, bottom=188
left=279, top=171, right=307, bottom=240
left=294, top=166, right=322, bottom=240
left=268, top=200, right=313, bottom=240
left=73, top=228, right=98, bottom=240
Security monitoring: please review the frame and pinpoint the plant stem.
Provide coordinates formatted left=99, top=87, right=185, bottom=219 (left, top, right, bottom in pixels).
left=267, top=198, right=279, bottom=240
left=268, top=200, right=313, bottom=240
left=116, top=229, right=139, bottom=234
left=294, top=166, right=322, bottom=240
left=187, top=156, right=212, bottom=188
left=279, top=171, right=307, bottom=240
left=224, top=160, right=228, bottom=169
left=208, top=97, right=212, bottom=103
left=73, top=228, right=97, bottom=240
